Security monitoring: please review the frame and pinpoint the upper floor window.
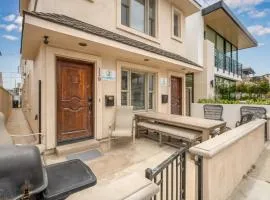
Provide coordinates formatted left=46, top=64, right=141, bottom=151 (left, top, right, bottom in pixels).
left=121, top=0, right=157, bottom=37
left=172, top=7, right=183, bottom=41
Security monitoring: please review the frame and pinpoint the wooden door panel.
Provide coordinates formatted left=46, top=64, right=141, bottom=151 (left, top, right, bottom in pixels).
left=57, top=59, right=94, bottom=144
left=171, top=76, right=182, bottom=115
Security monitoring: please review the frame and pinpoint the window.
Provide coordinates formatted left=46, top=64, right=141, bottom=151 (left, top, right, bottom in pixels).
left=121, top=0, right=156, bottom=37
left=148, top=74, right=154, bottom=109
left=206, top=26, right=240, bottom=73
left=121, top=70, right=129, bottom=106
left=186, top=73, right=194, bottom=103
left=216, top=35, right=224, bottom=54
left=121, top=0, right=130, bottom=26
left=121, top=69, right=155, bottom=110
left=172, top=7, right=183, bottom=40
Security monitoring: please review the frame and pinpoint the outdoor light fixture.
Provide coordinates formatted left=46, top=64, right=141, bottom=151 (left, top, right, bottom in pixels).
left=144, top=58, right=149, bottom=62
left=43, top=36, right=49, bottom=45
left=79, top=42, right=87, bottom=47
left=210, top=80, right=214, bottom=88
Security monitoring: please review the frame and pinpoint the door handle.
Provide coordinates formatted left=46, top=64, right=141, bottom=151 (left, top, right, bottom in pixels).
left=88, top=97, right=93, bottom=111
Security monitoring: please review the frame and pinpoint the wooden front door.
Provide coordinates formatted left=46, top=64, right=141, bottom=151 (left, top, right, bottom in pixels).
left=57, top=58, right=94, bottom=144
left=171, top=76, right=183, bottom=115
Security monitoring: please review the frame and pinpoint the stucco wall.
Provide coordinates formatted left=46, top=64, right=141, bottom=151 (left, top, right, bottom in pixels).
left=22, top=48, right=44, bottom=133
left=185, top=12, right=204, bottom=66
left=190, top=119, right=266, bottom=200
left=24, top=45, right=187, bottom=150
left=30, top=0, right=203, bottom=61
left=194, top=40, right=215, bottom=102
left=191, top=103, right=270, bottom=129
left=0, top=87, right=12, bottom=121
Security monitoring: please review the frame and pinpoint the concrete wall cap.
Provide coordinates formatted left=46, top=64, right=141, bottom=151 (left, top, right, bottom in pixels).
left=189, top=119, right=266, bottom=158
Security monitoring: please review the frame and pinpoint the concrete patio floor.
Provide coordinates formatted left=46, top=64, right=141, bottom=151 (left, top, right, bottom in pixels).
left=6, top=108, right=37, bottom=144
left=44, top=138, right=177, bottom=200
left=228, top=142, right=270, bottom=200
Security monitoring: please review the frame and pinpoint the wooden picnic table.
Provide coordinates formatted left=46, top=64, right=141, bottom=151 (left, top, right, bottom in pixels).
left=135, top=112, right=227, bottom=141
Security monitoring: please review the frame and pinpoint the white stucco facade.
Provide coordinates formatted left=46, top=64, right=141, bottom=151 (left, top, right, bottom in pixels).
left=20, top=0, right=256, bottom=150
left=20, top=0, right=206, bottom=150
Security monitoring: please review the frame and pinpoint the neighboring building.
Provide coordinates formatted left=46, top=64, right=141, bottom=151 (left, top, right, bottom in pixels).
left=0, top=72, right=3, bottom=87
left=19, top=0, right=257, bottom=151
left=193, top=1, right=257, bottom=101
left=242, top=67, right=256, bottom=81
left=252, top=74, right=270, bottom=84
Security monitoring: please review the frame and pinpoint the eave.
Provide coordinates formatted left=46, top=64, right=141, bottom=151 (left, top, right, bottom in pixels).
left=202, top=1, right=257, bottom=50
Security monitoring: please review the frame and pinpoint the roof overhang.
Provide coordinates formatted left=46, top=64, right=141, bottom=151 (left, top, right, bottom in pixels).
left=169, top=0, right=201, bottom=16
left=242, top=68, right=255, bottom=75
left=202, top=1, right=257, bottom=50
left=19, top=0, right=30, bottom=15
left=21, top=12, right=203, bottom=73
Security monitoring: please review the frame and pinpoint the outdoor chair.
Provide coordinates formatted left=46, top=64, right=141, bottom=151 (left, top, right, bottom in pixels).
left=203, top=104, right=224, bottom=121
left=240, top=106, right=267, bottom=120
left=109, top=106, right=135, bottom=149
left=203, top=104, right=230, bottom=136
left=238, top=106, right=268, bottom=139
left=236, top=113, right=254, bottom=127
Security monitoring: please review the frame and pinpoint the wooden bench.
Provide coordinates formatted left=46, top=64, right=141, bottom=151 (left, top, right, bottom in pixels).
left=137, top=121, right=202, bottom=147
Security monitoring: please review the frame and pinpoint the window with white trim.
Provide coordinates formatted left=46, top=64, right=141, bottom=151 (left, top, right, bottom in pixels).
left=172, top=7, right=183, bottom=40
left=121, top=69, right=156, bottom=111
left=121, top=0, right=157, bottom=37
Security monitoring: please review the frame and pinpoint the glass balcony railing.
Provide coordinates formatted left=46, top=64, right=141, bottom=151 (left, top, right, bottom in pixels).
left=215, top=49, right=243, bottom=77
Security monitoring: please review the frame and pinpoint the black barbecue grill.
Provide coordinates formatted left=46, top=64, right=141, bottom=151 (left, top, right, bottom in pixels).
left=0, top=145, right=97, bottom=200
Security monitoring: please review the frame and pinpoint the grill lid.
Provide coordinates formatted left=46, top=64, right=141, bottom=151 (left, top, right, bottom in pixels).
left=0, top=145, right=48, bottom=199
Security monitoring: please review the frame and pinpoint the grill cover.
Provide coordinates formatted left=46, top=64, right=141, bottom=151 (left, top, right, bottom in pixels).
left=43, top=159, right=97, bottom=200
left=0, top=145, right=48, bottom=200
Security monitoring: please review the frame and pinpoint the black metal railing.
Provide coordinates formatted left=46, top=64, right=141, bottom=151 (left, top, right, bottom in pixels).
left=195, top=156, right=203, bottom=200
left=145, top=148, right=187, bottom=200
left=215, top=49, right=242, bottom=77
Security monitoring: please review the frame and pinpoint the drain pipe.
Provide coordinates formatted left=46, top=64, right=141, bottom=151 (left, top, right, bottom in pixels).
left=34, top=0, right=39, bottom=11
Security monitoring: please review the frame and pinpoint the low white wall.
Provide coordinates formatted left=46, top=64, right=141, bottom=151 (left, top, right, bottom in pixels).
left=190, top=119, right=266, bottom=200
left=191, top=103, right=270, bottom=129
left=0, top=87, right=12, bottom=122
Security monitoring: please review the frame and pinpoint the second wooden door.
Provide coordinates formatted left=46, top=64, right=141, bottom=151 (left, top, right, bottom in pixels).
left=171, top=76, right=183, bottom=115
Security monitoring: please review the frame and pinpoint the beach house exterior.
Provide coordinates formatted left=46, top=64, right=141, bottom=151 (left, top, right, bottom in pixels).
left=19, top=0, right=257, bottom=151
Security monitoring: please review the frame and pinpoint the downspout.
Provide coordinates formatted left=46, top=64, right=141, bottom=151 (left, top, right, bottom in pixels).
left=34, top=0, right=39, bottom=12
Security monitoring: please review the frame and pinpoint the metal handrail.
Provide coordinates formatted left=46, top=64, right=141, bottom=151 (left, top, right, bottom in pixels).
left=145, top=147, right=187, bottom=200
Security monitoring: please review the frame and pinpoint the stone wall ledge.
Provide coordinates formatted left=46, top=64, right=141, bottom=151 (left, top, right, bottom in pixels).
left=189, top=119, right=266, bottom=158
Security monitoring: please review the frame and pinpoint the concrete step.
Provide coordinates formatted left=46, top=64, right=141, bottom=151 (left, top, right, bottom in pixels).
left=56, top=139, right=100, bottom=156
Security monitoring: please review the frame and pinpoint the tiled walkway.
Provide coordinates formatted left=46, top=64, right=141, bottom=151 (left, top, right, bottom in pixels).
left=228, top=142, right=270, bottom=200
left=6, top=108, right=37, bottom=144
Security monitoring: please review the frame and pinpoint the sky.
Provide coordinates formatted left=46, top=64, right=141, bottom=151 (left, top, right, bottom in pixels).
left=0, top=0, right=21, bottom=89
left=0, top=0, right=269, bottom=89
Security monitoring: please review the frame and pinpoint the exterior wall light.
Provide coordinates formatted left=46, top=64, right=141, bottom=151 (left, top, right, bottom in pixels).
left=210, top=80, right=214, bottom=88
left=43, top=36, right=49, bottom=45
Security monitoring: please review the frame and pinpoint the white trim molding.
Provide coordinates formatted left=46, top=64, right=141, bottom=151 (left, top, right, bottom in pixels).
left=116, top=0, right=160, bottom=44
left=171, top=5, right=184, bottom=43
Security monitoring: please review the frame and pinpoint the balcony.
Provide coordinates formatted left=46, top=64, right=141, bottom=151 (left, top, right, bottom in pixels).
left=215, top=49, right=243, bottom=78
